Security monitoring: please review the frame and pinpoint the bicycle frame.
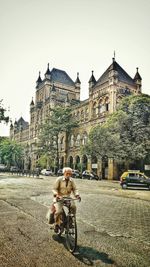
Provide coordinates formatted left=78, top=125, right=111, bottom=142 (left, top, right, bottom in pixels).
left=55, top=197, right=78, bottom=253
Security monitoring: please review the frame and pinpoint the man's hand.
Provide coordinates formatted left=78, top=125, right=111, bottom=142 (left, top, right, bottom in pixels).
left=54, top=194, right=62, bottom=201
left=75, top=195, right=81, bottom=202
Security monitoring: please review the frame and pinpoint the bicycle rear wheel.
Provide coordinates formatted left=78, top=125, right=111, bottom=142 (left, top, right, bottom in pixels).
left=66, top=215, right=77, bottom=253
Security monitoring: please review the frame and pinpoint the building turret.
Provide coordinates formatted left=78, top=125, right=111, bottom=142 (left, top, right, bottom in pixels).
left=108, top=58, right=118, bottom=85
left=74, top=72, right=81, bottom=100
left=10, top=121, right=13, bottom=130
left=30, top=98, right=34, bottom=107
left=36, top=71, right=42, bottom=88
left=9, top=120, right=14, bottom=140
left=30, top=98, right=35, bottom=113
left=134, top=67, right=142, bottom=92
left=89, top=70, right=96, bottom=89
left=14, top=120, right=18, bottom=131
left=44, top=63, right=51, bottom=80
left=75, top=72, right=81, bottom=87
left=19, top=119, right=23, bottom=131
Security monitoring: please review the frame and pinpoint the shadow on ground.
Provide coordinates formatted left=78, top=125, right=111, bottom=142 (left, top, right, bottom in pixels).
left=52, top=234, right=115, bottom=266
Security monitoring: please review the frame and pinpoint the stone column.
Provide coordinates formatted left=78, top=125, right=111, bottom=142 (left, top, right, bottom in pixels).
left=97, top=157, right=102, bottom=178
left=63, top=132, right=68, bottom=167
left=87, top=155, right=92, bottom=172
left=108, top=158, right=114, bottom=180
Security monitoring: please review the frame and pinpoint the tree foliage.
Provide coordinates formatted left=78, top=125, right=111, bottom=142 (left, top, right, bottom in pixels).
left=0, top=100, right=9, bottom=123
left=38, top=106, right=78, bottom=170
left=82, top=126, right=120, bottom=159
left=0, top=139, right=24, bottom=168
left=84, top=94, right=150, bottom=164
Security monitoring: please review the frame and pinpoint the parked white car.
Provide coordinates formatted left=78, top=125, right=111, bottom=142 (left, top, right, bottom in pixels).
left=0, top=164, right=7, bottom=171
left=41, top=169, right=53, bottom=176
left=10, top=166, right=19, bottom=172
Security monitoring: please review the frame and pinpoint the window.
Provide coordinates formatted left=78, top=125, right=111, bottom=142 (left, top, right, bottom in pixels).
left=70, top=135, right=74, bottom=147
left=98, top=99, right=103, bottom=114
left=105, top=97, right=110, bottom=112
left=76, top=134, right=80, bottom=146
left=93, top=102, right=97, bottom=116
left=60, top=136, right=64, bottom=150
left=82, top=133, right=88, bottom=145
left=106, top=103, right=109, bottom=111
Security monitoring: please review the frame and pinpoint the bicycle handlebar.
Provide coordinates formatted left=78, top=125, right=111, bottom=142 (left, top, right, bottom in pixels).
left=55, top=196, right=80, bottom=203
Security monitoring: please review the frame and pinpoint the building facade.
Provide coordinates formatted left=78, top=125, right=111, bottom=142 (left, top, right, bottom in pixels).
left=10, top=58, right=142, bottom=179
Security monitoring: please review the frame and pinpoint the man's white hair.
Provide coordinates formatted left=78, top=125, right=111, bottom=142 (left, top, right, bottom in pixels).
left=63, top=167, right=72, bottom=173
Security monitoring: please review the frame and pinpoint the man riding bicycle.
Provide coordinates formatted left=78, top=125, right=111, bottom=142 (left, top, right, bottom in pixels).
left=52, top=167, right=81, bottom=233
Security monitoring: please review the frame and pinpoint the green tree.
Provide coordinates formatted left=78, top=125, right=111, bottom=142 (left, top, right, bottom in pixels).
left=0, top=139, right=24, bottom=168
left=38, top=106, right=78, bottom=172
left=107, top=94, right=150, bottom=163
left=83, top=94, right=150, bottom=168
left=82, top=125, right=120, bottom=159
left=0, top=100, right=9, bottom=123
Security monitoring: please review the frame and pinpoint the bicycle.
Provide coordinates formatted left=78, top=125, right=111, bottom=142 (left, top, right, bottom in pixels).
left=55, top=196, right=79, bottom=253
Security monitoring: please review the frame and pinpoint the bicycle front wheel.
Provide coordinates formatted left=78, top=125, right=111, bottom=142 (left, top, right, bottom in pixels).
left=66, top=215, right=77, bottom=253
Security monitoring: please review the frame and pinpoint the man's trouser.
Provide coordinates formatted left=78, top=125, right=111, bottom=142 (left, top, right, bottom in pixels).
left=54, top=200, right=76, bottom=225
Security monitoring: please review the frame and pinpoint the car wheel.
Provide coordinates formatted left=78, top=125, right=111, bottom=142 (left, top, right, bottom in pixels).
left=122, top=183, right=127, bottom=189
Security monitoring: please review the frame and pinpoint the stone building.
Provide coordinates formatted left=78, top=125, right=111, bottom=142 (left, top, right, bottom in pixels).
left=10, top=58, right=142, bottom=179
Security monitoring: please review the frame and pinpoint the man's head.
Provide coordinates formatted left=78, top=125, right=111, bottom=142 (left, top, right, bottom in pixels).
left=63, top=167, right=72, bottom=179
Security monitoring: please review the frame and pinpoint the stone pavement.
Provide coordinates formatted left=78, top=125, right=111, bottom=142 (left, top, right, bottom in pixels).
left=0, top=174, right=150, bottom=266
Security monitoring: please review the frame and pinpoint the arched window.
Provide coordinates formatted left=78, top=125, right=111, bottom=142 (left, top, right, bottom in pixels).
left=76, top=134, right=80, bottom=146
left=82, top=132, right=88, bottom=145
left=82, top=155, right=88, bottom=171
left=99, top=99, right=106, bottom=113
left=75, top=155, right=80, bottom=170
left=105, top=97, right=110, bottom=112
left=70, top=134, right=74, bottom=147
left=98, top=99, right=103, bottom=114
left=68, top=156, right=73, bottom=169
left=93, top=102, right=97, bottom=116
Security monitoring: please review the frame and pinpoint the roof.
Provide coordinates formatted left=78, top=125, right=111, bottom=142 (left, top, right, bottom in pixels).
left=30, top=98, right=34, bottom=106
left=89, top=71, right=96, bottom=84
left=95, top=59, right=135, bottom=87
left=50, top=68, right=75, bottom=86
left=16, top=117, right=29, bottom=129
left=45, top=63, right=51, bottom=76
left=36, top=72, right=42, bottom=84
left=134, top=68, right=142, bottom=81
left=75, top=72, right=81, bottom=84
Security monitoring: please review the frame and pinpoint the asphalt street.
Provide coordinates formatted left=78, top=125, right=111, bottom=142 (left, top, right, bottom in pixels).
left=0, top=173, right=150, bottom=267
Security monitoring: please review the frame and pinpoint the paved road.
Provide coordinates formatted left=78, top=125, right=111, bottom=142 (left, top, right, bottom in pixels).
left=0, top=174, right=150, bottom=267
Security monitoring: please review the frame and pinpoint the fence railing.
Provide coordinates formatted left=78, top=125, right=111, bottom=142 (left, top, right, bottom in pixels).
left=0, top=170, right=40, bottom=178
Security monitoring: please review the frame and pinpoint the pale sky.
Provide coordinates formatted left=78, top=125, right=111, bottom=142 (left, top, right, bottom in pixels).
left=0, top=0, right=150, bottom=136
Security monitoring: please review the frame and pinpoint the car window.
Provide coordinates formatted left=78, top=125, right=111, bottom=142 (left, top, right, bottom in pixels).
left=128, top=173, right=136, bottom=177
